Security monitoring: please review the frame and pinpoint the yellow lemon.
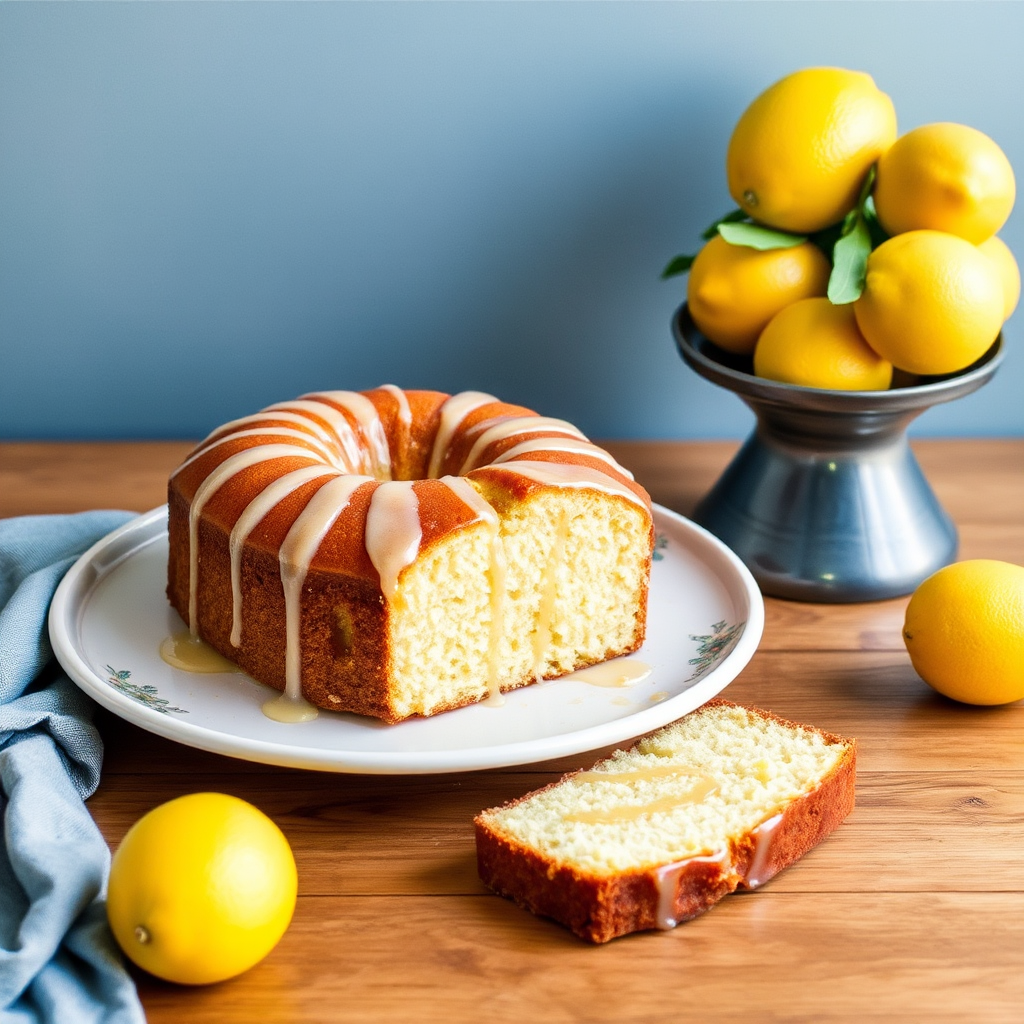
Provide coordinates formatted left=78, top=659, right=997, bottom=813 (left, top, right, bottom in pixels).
left=726, top=67, right=897, bottom=234
left=753, top=297, right=892, bottom=390
left=874, top=123, right=1016, bottom=244
left=687, top=234, right=831, bottom=354
left=978, top=235, right=1020, bottom=320
left=854, top=230, right=1004, bottom=375
left=903, top=559, right=1024, bottom=705
left=107, top=793, right=297, bottom=985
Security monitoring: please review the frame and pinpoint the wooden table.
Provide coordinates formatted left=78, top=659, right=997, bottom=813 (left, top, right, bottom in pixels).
left=3, top=439, right=1023, bottom=1023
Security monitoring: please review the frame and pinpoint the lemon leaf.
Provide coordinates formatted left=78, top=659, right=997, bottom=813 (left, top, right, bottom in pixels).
left=661, top=253, right=697, bottom=278
left=862, top=196, right=890, bottom=248
left=700, top=208, right=748, bottom=241
left=827, top=214, right=872, bottom=304
left=858, top=164, right=877, bottom=208
left=718, top=222, right=807, bottom=250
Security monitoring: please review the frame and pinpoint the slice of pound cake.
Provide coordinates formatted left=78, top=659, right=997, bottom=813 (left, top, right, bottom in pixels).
left=474, top=699, right=856, bottom=943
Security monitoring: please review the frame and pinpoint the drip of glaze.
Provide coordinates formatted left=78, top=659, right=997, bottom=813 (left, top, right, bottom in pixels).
left=653, top=849, right=731, bottom=931
left=427, top=391, right=497, bottom=479
left=159, top=633, right=240, bottom=673
left=745, top=812, right=785, bottom=888
left=187, top=444, right=323, bottom=637
left=308, top=391, right=392, bottom=480
left=563, top=659, right=651, bottom=687
left=267, top=399, right=365, bottom=474
left=175, top=427, right=337, bottom=476
left=194, top=410, right=338, bottom=451
left=440, top=475, right=507, bottom=707
left=364, top=480, right=422, bottom=605
left=489, top=437, right=634, bottom=479
left=228, top=465, right=338, bottom=647
left=457, top=416, right=586, bottom=475
left=378, top=384, right=412, bottom=428
left=532, top=511, right=571, bottom=683
left=564, top=774, right=718, bottom=824
left=378, top=384, right=413, bottom=478
left=482, top=460, right=648, bottom=510
left=267, top=474, right=375, bottom=723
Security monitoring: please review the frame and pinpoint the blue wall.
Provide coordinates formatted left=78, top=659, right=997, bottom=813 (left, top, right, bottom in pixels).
left=1, top=2, right=1021, bottom=440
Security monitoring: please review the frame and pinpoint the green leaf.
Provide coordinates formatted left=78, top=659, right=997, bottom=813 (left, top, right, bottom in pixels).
left=718, top=221, right=807, bottom=250
left=857, top=164, right=877, bottom=209
left=700, top=208, right=748, bottom=241
left=661, top=253, right=697, bottom=278
left=827, top=214, right=873, bottom=304
left=862, top=195, right=890, bottom=249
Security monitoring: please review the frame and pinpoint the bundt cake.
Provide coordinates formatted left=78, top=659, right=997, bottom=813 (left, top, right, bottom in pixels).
left=475, top=699, right=856, bottom=942
left=166, top=387, right=654, bottom=723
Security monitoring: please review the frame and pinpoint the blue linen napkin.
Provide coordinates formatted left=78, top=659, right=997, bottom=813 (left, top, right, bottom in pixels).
left=0, top=512, right=146, bottom=1024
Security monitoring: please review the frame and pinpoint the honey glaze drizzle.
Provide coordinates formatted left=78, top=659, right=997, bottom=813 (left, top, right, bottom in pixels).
left=427, top=391, right=497, bottom=479
left=490, top=437, right=635, bottom=480
left=266, top=400, right=365, bottom=474
left=175, top=426, right=338, bottom=476
left=532, top=512, right=571, bottom=683
left=378, top=384, right=413, bottom=476
left=191, top=410, right=338, bottom=453
left=228, top=465, right=338, bottom=647
left=440, top=476, right=507, bottom=707
left=159, top=632, right=241, bottom=673
left=266, top=474, right=374, bottom=723
left=364, top=480, right=422, bottom=605
left=745, top=811, right=785, bottom=888
left=457, top=416, right=587, bottom=475
left=654, top=849, right=730, bottom=931
left=307, top=391, right=392, bottom=481
left=187, top=444, right=323, bottom=637
left=564, top=659, right=652, bottom=688
left=565, top=770, right=719, bottom=824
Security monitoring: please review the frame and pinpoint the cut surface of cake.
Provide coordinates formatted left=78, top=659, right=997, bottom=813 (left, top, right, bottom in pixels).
left=166, top=387, right=654, bottom=723
left=475, top=699, right=856, bottom=942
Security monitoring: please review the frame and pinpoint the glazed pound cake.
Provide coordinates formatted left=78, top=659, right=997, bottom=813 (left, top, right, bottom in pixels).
left=475, top=700, right=856, bottom=942
left=166, top=387, right=654, bottom=723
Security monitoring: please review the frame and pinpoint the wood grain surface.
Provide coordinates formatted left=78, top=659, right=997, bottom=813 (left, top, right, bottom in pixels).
left=3, top=438, right=1023, bottom=1023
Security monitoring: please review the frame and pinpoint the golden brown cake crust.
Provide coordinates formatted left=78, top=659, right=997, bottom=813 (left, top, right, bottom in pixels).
left=474, top=699, right=857, bottom=943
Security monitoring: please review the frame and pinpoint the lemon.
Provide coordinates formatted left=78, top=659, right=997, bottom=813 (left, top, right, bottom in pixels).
left=107, top=793, right=297, bottom=985
left=726, top=67, right=897, bottom=234
left=687, top=234, right=831, bottom=354
left=874, top=123, right=1016, bottom=244
left=854, top=230, right=1004, bottom=375
left=978, top=235, right=1020, bottom=321
left=903, top=560, right=1024, bottom=705
left=753, top=297, right=893, bottom=390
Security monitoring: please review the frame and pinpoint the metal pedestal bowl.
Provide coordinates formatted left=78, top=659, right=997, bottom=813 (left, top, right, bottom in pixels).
left=673, top=304, right=1004, bottom=602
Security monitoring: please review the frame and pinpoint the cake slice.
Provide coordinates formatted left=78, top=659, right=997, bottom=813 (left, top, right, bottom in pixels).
left=474, top=699, right=856, bottom=943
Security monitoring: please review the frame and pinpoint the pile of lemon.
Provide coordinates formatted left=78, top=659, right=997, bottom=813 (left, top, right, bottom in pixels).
left=668, top=67, right=1018, bottom=390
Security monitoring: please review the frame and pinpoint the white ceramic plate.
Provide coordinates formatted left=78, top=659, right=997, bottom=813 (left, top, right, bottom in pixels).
left=49, top=505, right=763, bottom=774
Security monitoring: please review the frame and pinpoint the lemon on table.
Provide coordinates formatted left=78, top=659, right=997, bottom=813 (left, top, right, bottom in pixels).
left=726, top=67, right=897, bottom=234
left=873, top=122, right=1016, bottom=244
left=854, top=229, right=1004, bottom=375
left=978, top=235, right=1020, bottom=321
left=107, top=792, right=297, bottom=985
left=686, top=234, right=831, bottom=354
left=753, top=297, right=893, bottom=390
left=903, top=560, right=1024, bottom=705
